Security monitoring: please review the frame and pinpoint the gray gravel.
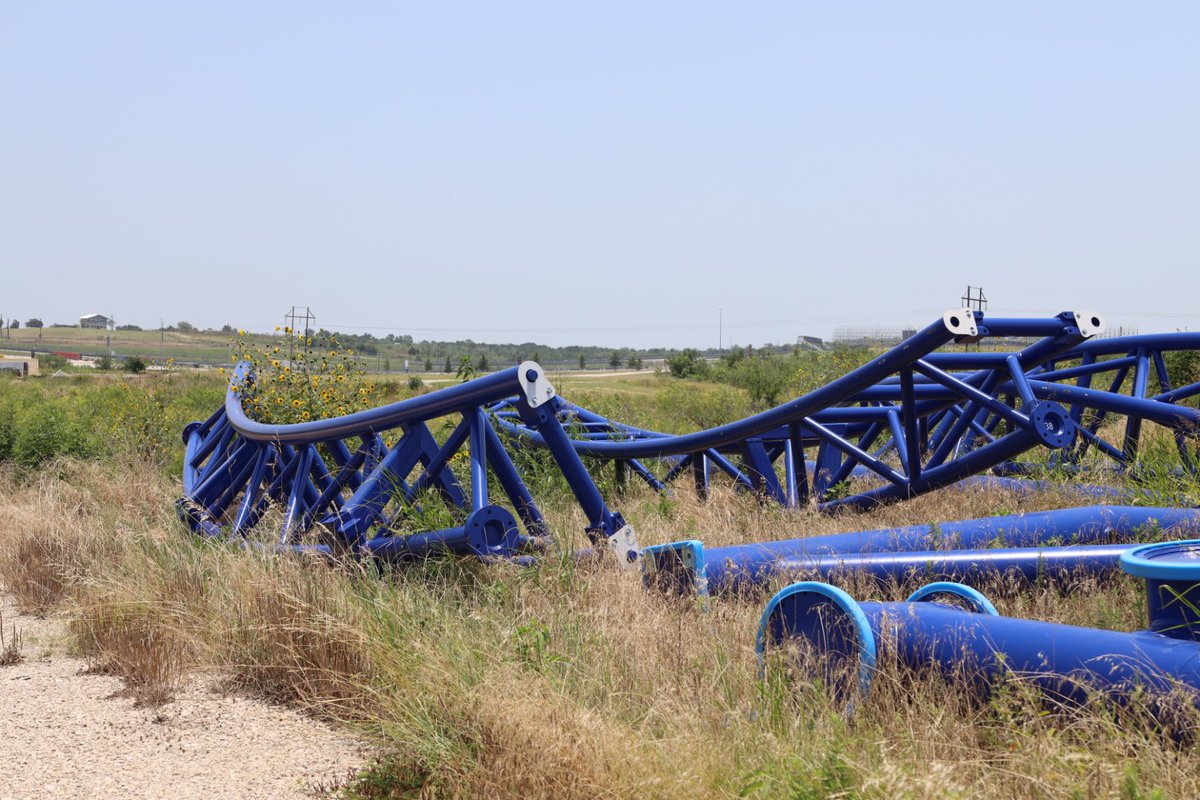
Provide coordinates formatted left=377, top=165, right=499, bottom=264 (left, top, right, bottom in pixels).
left=1, top=595, right=370, bottom=800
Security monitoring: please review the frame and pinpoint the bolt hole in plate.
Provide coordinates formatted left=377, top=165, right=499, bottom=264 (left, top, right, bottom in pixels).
left=1030, top=402, right=1076, bottom=449
left=943, top=309, right=978, bottom=338
left=465, top=505, right=521, bottom=557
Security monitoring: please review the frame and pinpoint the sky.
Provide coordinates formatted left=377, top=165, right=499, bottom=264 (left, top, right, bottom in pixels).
left=1, top=2, right=1197, bottom=349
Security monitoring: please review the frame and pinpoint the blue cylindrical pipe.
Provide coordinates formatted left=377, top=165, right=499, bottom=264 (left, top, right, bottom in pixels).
left=768, top=543, right=1136, bottom=590
left=756, top=580, right=1200, bottom=713
left=362, top=504, right=521, bottom=562
left=1121, top=540, right=1200, bottom=641
left=643, top=506, right=1200, bottom=595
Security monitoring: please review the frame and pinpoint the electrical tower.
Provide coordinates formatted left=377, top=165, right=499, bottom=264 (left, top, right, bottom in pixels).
left=283, top=306, right=316, bottom=361
left=961, top=286, right=987, bottom=314
left=960, top=286, right=987, bottom=351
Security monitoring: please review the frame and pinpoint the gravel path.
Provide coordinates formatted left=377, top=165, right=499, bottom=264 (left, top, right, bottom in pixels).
left=1, top=595, right=370, bottom=800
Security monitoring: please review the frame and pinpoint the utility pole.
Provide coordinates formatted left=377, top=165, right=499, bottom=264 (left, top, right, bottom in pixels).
left=718, top=308, right=723, bottom=353
left=960, top=287, right=987, bottom=351
left=961, top=286, right=987, bottom=314
left=283, top=306, right=315, bottom=361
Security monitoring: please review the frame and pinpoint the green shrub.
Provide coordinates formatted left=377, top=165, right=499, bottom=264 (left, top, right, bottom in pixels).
left=11, top=398, right=97, bottom=468
left=666, top=348, right=709, bottom=379
left=40, top=353, right=68, bottom=370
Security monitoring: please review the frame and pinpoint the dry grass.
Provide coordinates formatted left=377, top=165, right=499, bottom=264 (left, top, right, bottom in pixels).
left=0, top=457, right=1197, bottom=798
left=0, top=608, right=23, bottom=665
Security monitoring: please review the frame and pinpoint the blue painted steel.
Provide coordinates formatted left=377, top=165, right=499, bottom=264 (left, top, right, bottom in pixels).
left=1121, top=540, right=1200, bottom=641
left=923, top=332, right=1200, bottom=472
left=643, top=506, right=1199, bottom=595
left=179, top=361, right=631, bottom=562
left=766, top=543, right=1135, bottom=591
left=644, top=539, right=1136, bottom=595
left=757, top=579, right=1200, bottom=715
left=488, top=323, right=1200, bottom=509
left=904, top=581, right=998, bottom=615
left=754, top=581, right=877, bottom=711
left=490, top=310, right=1115, bottom=510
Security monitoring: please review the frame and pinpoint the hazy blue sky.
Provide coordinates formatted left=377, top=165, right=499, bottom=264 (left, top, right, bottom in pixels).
left=2, top=2, right=1196, bottom=348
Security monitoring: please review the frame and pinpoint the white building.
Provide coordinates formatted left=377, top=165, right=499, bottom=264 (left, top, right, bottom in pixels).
left=79, top=313, right=112, bottom=329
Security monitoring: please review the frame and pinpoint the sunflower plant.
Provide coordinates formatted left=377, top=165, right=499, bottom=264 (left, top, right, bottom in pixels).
left=221, top=327, right=376, bottom=424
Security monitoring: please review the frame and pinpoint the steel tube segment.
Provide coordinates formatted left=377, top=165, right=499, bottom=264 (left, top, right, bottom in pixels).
left=1027, top=380, right=1200, bottom=430
left=768, top=543, right=1136, bottom=589
left=224, top=362, right=528, bottom=445
left=1121, top=540, right=1200, bottom=641
left=756, top=580, right=1200, bottom=716
left=498, top=311, right=977, bottom=460
left=643, top=506, right=1199, bottom=596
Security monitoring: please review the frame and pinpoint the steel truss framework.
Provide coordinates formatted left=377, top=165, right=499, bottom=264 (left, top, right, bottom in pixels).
left=181, top=310, right=1200, bottom=563
left=179, top=362, right=638, bottom=564
left=491, top=311, right=1200, bottom=510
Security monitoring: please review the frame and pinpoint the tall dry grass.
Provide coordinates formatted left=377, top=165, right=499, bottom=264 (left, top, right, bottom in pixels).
left=1, top=457, right=1197, bottom=798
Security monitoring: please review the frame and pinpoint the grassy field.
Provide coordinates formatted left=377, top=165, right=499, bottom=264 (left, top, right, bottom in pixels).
left=0, top=367, right=1198, bottom=798
left=0, top=325, right=674, bottom=373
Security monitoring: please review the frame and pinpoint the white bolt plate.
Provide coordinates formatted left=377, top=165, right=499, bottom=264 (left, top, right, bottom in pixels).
left=606, top=525, right=641, bottom=570
left=518, top=360, right=556, bottom=408
left=942, top=309, right=979, bottom=338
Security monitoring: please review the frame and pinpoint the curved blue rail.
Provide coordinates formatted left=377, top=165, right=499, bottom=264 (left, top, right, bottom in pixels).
left=491, top=321, right=1200, bottom=508
left=491, top=310, right=1113, bottom=510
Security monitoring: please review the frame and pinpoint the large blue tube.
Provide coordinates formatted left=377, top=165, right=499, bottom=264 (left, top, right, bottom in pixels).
left=1120, top=540, right=1200, bottom=641
left=643, top=506, right=1200, bottom=595
left=765, top=543, right=1135, bottom=591
left=756, top=579, right=1200, bottom=714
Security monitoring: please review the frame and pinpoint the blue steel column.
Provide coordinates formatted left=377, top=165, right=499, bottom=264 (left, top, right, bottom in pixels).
left=516, top=393, right=626, bottom=541
left=469, top=408, right=488, bottom=511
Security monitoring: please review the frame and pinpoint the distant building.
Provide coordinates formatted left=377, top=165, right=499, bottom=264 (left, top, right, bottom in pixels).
left=79, top=313, right=112, bottom=329
left=795, top=335, right=829, bottom=352
left=0, top=356, right=39, bottom=377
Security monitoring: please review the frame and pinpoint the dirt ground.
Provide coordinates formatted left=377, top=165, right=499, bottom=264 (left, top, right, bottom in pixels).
left=0, top=593, right=369, bottom=800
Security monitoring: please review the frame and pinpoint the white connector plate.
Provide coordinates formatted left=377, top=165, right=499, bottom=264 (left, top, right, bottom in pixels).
left=1073, top=311, right=1105, bottom=338
left=943, top=309, right=979, bottom=338
left=606, top=525, right=641, bottom=570
left=518, top=360, right=556, bottom=408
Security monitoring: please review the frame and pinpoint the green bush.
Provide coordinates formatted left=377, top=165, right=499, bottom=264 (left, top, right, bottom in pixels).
left=666, top=349, right=709, bottom=379
left=1164, top=349, right=1200, bottom=408
left=11, top=398, right=97, bottom=469
left=40, top=353, right=68, bottom=371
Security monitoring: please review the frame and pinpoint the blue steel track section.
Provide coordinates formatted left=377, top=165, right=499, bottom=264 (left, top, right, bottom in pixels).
left=179, top=361, right=639, bottom=564
left=491, top=313, right=1200, bottom=508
